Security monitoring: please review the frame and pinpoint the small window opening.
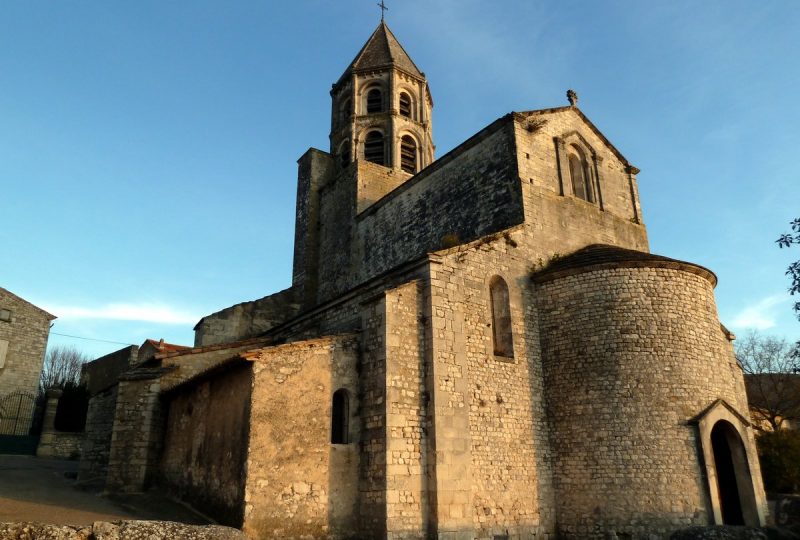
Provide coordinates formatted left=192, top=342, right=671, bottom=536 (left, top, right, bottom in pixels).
left=568, top=150, right=594, bottom=203
left=489, top=276, right=514, bottom=358
left=0, top=309, right=10, bottom=322
left=400, top=135, right=417, bottom=173
left=399, top=92, right=412, bottom=118
left=364, top=131, right=385, bottom=165
left=331, top=389, right=349, bottom=444
left=367, top=88, right=383, bottom=114
left=340, top=143, right=351, bottom=168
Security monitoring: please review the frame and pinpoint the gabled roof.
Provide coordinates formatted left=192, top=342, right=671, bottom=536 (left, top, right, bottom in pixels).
left=0, top=287, right=56, bottom=320
left=334, top=21, right=424, bottom=89
left=515, top=106, right=637, bottom=172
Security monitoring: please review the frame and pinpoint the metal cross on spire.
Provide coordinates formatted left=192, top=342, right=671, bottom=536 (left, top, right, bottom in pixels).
left=377, top=0, right=388, bottom=21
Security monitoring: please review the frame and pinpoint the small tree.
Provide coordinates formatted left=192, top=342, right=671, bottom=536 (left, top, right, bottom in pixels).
left=39, top=345, right=89, bottom=395
left=777, top=217, right=800, bottom=326
left=736, top=331, right=800, bottom=431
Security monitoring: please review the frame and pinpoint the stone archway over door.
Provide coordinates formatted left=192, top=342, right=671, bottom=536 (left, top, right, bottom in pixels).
left=693, top=399, right=767, bottom=526
left=710, top=420, right=756, bottom=525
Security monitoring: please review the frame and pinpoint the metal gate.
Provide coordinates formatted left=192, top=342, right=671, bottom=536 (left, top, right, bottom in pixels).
left=0, top=391, right=39, bottom=454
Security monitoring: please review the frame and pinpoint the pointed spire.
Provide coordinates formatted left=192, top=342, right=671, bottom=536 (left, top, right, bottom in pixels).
left=334, top=22, right=424, bottom=89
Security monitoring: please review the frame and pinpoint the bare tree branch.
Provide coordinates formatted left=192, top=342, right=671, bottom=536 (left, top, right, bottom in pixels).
left=737, top=331, right=800, bottom=432
left=38, top=345, right=90, bottom=395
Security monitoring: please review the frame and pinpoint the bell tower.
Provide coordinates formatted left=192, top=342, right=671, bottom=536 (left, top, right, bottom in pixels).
left=330, top=21, right=434, bottom=175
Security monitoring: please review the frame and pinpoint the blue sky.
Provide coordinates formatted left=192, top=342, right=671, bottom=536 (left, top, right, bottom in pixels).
left=2, top=1, right=798, bottom=358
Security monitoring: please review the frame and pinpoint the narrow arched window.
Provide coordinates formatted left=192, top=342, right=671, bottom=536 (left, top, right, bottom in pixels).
left=339, top=142, right=350, bottom=168
left=489, top=276, right=514, bottom=358
left=364, top=131, right=385, bottom=165
left=367, top=88, right=383, bottom=114
left=399, top=92, right=412, bottom=118
left=569, top=150, right=594, bottom=203
left=331, top=389, right=349, bottom=444
left=400, top=135, right=417, bottom=173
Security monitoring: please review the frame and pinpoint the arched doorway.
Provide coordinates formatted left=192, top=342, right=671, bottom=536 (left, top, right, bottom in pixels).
left=710, top=420, right=758, bottom=525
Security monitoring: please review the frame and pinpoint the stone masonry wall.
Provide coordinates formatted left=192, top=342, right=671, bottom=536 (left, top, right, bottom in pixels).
left=106, top=373, right=164, bottom=493
left=429, top=232, right=556, bottom=540
left=0, top=288, right=53, bottom=400
left=293, top=149, right=335, bottom=308
left=242, top=336, right=360, bottom=540
left=317, top=162, right=359, bottom=304
left=359, top=292, right=389, bottom=538
left=194, top=288, right=300, bottom=347
left=535, top=266, right=753, bottom=539
left=81, top=346, right=136, bottom=396
left=354, top=120, right=524, bottom=292
left=514, top=108, right=643, bottom=225
left=78, top=385, right=120, bottom=485
left=357, top=160, right=411, bottom=214
left=159, top=363, right=253, bottom=527
left=383, top=280, right=430, bottom=538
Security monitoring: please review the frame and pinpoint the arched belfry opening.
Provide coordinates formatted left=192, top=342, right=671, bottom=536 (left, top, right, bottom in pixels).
left=710, top=420, right=757, bottom=525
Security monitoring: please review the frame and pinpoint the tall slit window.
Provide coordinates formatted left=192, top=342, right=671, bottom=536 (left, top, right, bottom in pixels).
left=400, top=135, right=417, bottom=173
left=364, top=131, right=385, bottom=165
left=568, top=149, right=594, bottom=203
left=490, top=276, right=514, bottom=358
left=331, top=389, right=349, bottom=444
left=399, top=92, right=412, bottom=118
left=366, top=88, right=383, bottom=114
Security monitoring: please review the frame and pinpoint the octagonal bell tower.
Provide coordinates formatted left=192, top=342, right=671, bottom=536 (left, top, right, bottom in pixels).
left=330, top=21, right=434, bottom=175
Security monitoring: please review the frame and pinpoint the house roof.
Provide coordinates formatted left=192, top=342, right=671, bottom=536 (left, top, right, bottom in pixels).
left=0, top=287, right=57, bottom=320
left=334, top=21, right=424, bottom=89
left=531, top=244, right=717, bottom=286
left=143, top=338, right=190, bottom=354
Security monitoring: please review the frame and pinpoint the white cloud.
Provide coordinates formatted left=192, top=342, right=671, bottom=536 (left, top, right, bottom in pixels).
left=729, top=294, right=790, bottom=331
left=43, top=302, right=200, bottom=325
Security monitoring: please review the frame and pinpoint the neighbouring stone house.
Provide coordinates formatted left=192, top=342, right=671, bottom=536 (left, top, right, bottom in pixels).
left=85, top=22, right=768, bottom=539
left=0, top=287, right=55, bottom=401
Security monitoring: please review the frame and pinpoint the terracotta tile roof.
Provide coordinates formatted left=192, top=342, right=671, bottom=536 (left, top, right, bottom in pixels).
left=154, top=336, right=273, bottom=360
left=144, top=338, right=190, bottom=354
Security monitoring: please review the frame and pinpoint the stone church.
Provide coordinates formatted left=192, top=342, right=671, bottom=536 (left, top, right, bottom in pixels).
left=86, top=21, right=768, bottom=540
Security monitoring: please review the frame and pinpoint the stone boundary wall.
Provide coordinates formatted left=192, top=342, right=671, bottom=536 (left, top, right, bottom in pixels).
left=159, top=362, right=253, bottom=527
left=81, top=346, right=137, bottom=396
left=0, top=520, right=244, bottom=539
left=36, top=431, right=83, bottom=460
left=79, top=385, right=120, bottom=485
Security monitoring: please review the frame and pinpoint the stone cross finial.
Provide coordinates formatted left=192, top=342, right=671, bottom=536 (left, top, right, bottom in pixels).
left=567, top=89, right=578, bottom=107
left=377, top=0, right=388, bottom=21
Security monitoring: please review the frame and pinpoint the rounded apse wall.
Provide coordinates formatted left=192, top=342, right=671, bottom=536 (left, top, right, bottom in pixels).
left=534, top=262, right=750, bottom=538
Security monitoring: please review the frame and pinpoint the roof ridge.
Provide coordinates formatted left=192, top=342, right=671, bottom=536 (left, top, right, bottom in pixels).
left=334, top=21, right=424, bottom=90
